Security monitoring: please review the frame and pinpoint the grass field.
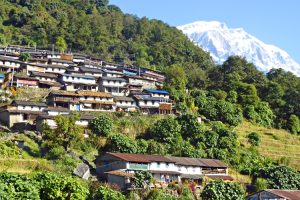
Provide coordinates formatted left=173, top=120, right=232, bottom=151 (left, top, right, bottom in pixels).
left=235, top=121, right=300, bottom=170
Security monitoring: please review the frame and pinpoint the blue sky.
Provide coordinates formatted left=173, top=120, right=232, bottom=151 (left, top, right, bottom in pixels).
left=110, top=0, right=300, bottom=63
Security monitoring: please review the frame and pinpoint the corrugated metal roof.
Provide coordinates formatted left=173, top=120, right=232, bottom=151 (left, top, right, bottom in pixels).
left=105, top=152, right=175, bottom=163
left=144, top=89, right=169, bottom=95
left=50, top=90, right=112, bottom=98
left=167, top=157, right=227, bottom=168
left=265, top=189, right=300, bottom=200
left=12, top=100, right=47, bottom=107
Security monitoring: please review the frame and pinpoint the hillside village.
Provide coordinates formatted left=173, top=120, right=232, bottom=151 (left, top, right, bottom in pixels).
left=0, top=44, right=245, bottom=196
left=0, top=45, right=174, bottom=131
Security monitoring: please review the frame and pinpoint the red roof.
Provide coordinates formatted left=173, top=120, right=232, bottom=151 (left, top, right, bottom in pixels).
left=265, top=190, right=300, bottom=200
left=106, top=152, right=174, bottom=163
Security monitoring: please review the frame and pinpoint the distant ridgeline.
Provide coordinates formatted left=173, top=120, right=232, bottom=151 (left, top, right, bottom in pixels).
left=0, top=0, right=213, bottom=71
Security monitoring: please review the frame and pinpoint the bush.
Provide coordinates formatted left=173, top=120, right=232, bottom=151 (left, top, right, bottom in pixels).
left=201, top=180, right=245, bottom=200
left=254, top=178, right=268, bottom=192
left=34, top=172, right=89, bottom=200
left=93, top=186, right=125, bottom=200
left=259, top=166, right=300, bottom=189
left=247, top=132, right=261, bottom=146
left=88, top=114, right=113, bottom=137
left=45, top=146, right=66, bottom=160
left=0, top=173, right=39, bottom=200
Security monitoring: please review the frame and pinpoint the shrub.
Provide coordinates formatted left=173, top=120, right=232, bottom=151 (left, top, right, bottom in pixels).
left=254, top=178, right=268, bottom=192
left=93, top=186, right=125, bottom=200
left=247, top=132, right=261, bottom=146
left=259, top=166, right=300, bottom=189
left=201, top=180, right=245, bottom=200
left=88, top=114, right=113, bottom=137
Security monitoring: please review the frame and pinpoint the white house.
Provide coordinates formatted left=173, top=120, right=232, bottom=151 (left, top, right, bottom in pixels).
left=0, top=56, right=23, bottom=72
left=47, top=90, right=115, bottom=112
left=96, top=152, right=232, bottom=190
left=99, top=77, right=127, bottom=96
left=0, top=100, right=47, bottom=130
left=143, top=89, right=170, bottom=99
left=132, top=94, right=173, bottom=115
left=113, top=96, right=137, bottom=112
left=49, top=58, right=73, bottom=66
left=59, top=74, right=98, bottom=91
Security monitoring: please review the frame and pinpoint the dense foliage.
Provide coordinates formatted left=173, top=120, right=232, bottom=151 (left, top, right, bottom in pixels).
left=0, top=0, right=213, bottom=72
left=0, top=172, right=89, bottom=200
left=201, top=180, right=245, bottom=200
left=42, top=113, right=82, bottom=152
left=258, top=166, right=300, bottom=189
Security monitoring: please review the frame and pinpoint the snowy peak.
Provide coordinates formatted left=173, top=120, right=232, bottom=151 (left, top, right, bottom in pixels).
left=177, top=21, right=300, bottom=76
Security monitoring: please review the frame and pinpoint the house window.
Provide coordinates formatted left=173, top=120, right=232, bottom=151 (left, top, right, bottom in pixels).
left=152, top=101, right=155, bottom=105
left=157, top=162, right=160, bottom=168
left=23, top=114, right=28, bottom=120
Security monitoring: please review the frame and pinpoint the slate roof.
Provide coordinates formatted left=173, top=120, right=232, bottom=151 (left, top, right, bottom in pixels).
left=31, top=72, right=58, bottom=78
left=101, top=76, right=126, bottom=82
left=114, top=96, right=135, bottom=102
left=50, top=90, right=112, bottom=98
left=79, top=67, right=103, bottom=73
left=0, top=55, right=23, bottom=63
left=12, top=100, right=47, bottom=107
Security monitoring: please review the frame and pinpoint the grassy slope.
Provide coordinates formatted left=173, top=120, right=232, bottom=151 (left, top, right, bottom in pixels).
left=235, top=121, right=300, bottom=170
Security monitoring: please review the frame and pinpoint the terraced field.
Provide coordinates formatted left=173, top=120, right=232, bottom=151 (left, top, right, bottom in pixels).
left=235, top=121, right=300, bottom=170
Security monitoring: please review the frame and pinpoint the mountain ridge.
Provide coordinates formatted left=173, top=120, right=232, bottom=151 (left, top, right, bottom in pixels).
left=177, top=21, right=300, bottom=76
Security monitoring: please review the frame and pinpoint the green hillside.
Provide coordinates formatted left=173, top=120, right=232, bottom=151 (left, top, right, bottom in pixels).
left=236, top=121, right=300, bottom=170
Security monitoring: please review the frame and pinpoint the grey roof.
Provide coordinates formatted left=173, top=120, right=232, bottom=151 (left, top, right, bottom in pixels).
left=133, top=95, right=166, bottom=101
left=168, top=157, right=227, bottom=168
left=0, top=55, right=23, bottom=64
left=61, top=73, right=95, bottom=79
left=79, top=67, right=103, bottom=73
left=31, top=72, right=58, bottom=78
left=26, top=63, right=67, bottom=69
left=102, top=69, right=123, bottom=74
left=49, top=58, right=73, bottom=64
left=114, top=96, right=135, bottom=102
left=101, top=76, right=126, bottom=82
left=12, top=100, right=47, bottom=107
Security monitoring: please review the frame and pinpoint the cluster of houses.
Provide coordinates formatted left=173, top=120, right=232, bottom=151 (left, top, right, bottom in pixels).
left=96, top=152, right=233, bottom=190
left=0, top=45, right=174, bottom=131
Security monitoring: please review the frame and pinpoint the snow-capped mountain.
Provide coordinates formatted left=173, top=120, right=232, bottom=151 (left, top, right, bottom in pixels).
left=177, top=21, right=300, bottom=76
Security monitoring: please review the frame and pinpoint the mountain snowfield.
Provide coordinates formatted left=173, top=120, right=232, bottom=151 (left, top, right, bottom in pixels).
left=177, top=21, right=300, bottom=76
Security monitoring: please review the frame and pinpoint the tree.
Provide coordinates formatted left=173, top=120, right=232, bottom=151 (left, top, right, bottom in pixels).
left=151, top=117, right=182, bottom=146
left=259, top=166, right=300, bottom=189
left=177, top=113, right=201, bottom=139
left=55, top=36, right=67, bottom=53
left=287, top=114, right=300, bottom=134
left=201, top=180, right=245, bottom=200
left=131, top=171, right=153, bottom=189
left=106, top=133, right=137, bottom=153
left=43, top=114, right=82, bottom=151
left=88, top=114, right=113, bottom=137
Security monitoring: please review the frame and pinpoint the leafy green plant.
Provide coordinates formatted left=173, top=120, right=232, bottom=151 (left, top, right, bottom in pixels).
left=88, top=114, right=113, bottom=137
left=201, top=180, right=245, bottom=200
left=92, top=185, right=125, bottom=200
left=247, top=132, right=261, bottom=147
